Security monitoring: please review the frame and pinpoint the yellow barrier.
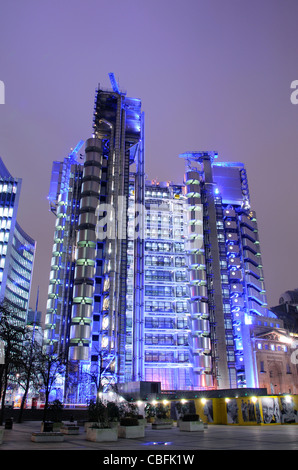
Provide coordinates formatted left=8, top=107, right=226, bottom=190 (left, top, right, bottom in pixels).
left=191, top=395, right=298, bottom=425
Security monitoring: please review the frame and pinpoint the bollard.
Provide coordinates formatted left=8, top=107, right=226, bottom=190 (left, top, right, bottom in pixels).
left=5, top=418, right=13, bottom=429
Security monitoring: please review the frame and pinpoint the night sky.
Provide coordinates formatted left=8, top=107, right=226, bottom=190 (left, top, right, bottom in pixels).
left=0, top=0, right=298, bottom=319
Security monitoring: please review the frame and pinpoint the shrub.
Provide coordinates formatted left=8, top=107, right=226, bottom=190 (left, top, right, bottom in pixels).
left=182, top=414, right=199, bottom=422
left=48, top=400, right=64, bottom=422
left=107, top=401, right=120, bottom=422
left=120, top=417, right=139, bottom=426
left=155, top=403, right=169, bottom=419
left=118, top=401, right=139, bottom=418
left=87, top=399, right=108, bottom=426
left=145, top=403, right=156, bottom=418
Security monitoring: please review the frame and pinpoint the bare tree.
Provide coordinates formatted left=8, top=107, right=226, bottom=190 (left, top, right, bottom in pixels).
left=36, top=350, right=65, bottom=423
left=81, top=349, right=116, bottom=404
left=0, top=302, right=26, bottom=425
left=14, top=340, right=43, bottom=423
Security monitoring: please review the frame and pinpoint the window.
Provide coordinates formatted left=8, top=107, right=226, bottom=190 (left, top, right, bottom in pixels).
left=222, top=288, right=230, bottom=298
left=175, top=270, right=187, bottom=282
left=176, top=286, right=187, bottom=297
left=145, top=316, right=174, bottom=329
left=145, top=285, right=173, bottom=297
left=145, top=351, right=175, bottom=363
left=227, top=350, right=235, bottom=362
left=226, top=334, right=234, bottom=346
left=175, top=257, right=186, bottom=267
left=260, top=361, right=265, bottom=372
left=176, top=301, right=188, bottom=313
left=223, top=304, right=231, bottom=313
left=174, top=242, right=184, bottom=253
left=177, top=334, right=188, bottom=345
left=145, top=300, right=174, bottom=313
left=178, top=352, right=189, bottom=363
left=145, top=270, right=172, bottom=281
left=177, top=318, right=188, bottom=329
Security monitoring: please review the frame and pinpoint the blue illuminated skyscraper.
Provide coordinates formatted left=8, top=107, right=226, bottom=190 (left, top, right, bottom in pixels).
left=132, top=153, right=271, bottom=392
left=142, top=179, right=213, bottom=390
left=45, top=77, right=144, bottom=403
left=179, top=152, right=274, bottom=390
left=0, top=158, right=36, bottom=325
left=45, top=79, right=277, bottom=403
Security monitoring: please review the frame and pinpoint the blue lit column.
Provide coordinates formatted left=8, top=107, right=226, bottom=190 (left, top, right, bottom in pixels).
left=69, top=137, right=102, bottom=362
left=184, top=170, right=212, bottom=388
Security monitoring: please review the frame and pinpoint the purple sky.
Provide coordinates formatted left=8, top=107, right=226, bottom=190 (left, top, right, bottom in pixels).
left=0, top=0, right=298, bottom=317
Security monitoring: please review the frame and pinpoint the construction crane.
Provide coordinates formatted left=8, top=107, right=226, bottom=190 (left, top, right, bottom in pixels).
left=108, top=73, right=120, bottom=94
left=69, top=139, right=85, bottom=161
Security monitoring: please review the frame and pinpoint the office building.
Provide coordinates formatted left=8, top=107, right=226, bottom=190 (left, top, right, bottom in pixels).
left=0, top=158, right=36, bottom=326
left=135, top=180, right=194, bottom=390
left=178, top=152, right=271, bottom=390
left=271, top=289, right=298, bottom=333
left=44, top=77, right=284, bottom=403
left=45, top=76, right=144, bottom=402
left=250, top=314, right=298, bottom=395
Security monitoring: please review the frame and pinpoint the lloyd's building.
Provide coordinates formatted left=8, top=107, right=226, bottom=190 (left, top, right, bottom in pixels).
left=44, top=76, right=276, bottom=404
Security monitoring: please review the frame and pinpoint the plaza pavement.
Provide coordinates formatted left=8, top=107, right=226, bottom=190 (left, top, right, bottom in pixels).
left=1, top=420, right=298, bottom=454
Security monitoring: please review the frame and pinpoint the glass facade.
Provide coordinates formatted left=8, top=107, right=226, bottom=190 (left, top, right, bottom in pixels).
left=0, top=158, right=35, bottom=326
left=143, top=182, right=191, bottom=390
left=44, top=151, right=83, bottom=358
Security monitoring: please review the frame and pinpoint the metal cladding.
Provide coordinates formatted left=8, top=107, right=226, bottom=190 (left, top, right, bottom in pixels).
left=92, top=86, right=144, bottom=386
left=69, top=137, right=101, bottom=361
left=45, top=147, right=84, bottom=358
left=45, top=78, right=144, bottom=401
left=179, top=152, right=270, bottom=390
left=185, top=169, right=213, bottom=388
